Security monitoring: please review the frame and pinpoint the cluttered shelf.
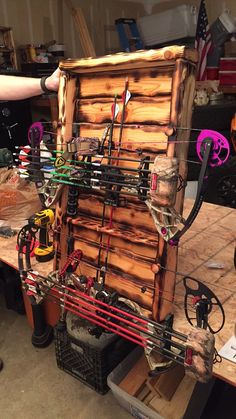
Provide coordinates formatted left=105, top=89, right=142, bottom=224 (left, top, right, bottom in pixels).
left=0, top=199, right=235, bottom=387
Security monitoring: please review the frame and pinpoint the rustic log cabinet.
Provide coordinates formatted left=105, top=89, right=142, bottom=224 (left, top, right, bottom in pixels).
left=54, top=46, right=197, bottom=322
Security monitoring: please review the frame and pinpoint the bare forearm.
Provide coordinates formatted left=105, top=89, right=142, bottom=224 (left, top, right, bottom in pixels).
left=0, top=68, right=60, bottom=100
left=0, top=75, right=43, bottom=100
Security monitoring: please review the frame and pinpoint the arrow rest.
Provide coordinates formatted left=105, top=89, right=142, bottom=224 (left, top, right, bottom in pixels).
left=103, top=167, right=125, bottom=206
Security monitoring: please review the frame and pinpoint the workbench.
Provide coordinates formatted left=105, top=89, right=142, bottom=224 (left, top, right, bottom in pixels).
left=0, top=199, right=235, bottom=388
left=176, top=199, right=236, bottom=388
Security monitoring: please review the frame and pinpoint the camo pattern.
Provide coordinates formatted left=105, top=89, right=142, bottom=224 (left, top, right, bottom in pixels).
left=150, top=156, right=179, bottom=207
left=185, top=327, right=215, bottom=383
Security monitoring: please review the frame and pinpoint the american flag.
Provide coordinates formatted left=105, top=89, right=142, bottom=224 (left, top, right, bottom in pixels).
left=195, top=0, right=212, bottom=81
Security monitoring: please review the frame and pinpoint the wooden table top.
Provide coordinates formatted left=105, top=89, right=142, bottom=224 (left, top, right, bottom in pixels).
left=0, top=199, right=235, bottom=386
left=0, top=233, right=52, bottom=277
left=175, top=199, right=236, bottom=387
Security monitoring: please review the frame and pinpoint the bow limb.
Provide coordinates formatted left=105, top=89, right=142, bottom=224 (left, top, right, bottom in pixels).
left=145, top=201, right=185, bottom=241
left=21, top=266, right=217, bottom=383
left=146, top=138, right=213, bottom=245
left=169, top=138, right=213, bottom=245
left=17, top=221, right=54, bottom=346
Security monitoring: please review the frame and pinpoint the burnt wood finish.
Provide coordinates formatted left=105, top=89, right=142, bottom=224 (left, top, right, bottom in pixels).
left=55, top=46, right=197, bottom=321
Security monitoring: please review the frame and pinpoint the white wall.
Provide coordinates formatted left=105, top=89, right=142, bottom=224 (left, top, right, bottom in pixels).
left=0, top=0, right=234, bottom=62
left=0, top=0, right=145, bottom=59
left=118, top=0, right=236, bottom=22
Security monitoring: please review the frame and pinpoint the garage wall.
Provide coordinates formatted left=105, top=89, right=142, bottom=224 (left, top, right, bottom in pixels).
left=207, top=0, right=236, bottom=22
left=124, top=0, right=236, bottom=23
left=0, top=0, right=144, bottom=58
left=0, top=0, right=235, bottom=61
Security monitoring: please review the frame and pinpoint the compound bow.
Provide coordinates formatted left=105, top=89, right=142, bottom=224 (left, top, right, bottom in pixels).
left=14, top=66, right=231, bottom=383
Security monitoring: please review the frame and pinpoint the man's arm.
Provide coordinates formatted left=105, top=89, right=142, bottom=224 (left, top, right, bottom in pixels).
left=0, top=68, right=61, bottom=100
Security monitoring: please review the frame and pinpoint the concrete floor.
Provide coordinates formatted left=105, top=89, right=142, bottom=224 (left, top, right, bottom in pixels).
left=0, top=299, right=132, bottom=419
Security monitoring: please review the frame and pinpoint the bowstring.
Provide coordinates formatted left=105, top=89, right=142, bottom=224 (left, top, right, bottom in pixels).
left=19, top=234, right=233, bottom=311
left=14, top=145, right=203, bottom=165
left=30, top=128, right=215, bottom=146
left=22, top=284, right=189, bottom=359
left=36, top=120, right=206, bottom=134
left=19, top=121, right=233, bottom=327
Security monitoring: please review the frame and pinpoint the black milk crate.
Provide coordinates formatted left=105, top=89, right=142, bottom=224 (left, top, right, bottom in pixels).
left=54, top=314, right=136, bottom=394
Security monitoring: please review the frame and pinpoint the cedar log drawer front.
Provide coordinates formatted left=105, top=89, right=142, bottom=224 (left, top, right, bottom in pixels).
left=55, top=46, right=197, bottom=322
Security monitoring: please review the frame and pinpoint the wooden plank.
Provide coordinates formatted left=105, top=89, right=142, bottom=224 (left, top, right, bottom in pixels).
left=72, top=226, right=157, bottom=261
left=148, top=376, right=196, bottom=418
left=144, top=354, right=184, bottom=402
left=59, top=46, right=198, bottom=74
left=70, top=216, right=158, bottom=250
left=136, top=385, right=151, bottom=402
left=119, top=354, right=150, bottom=396
left=78, top=123, right=168, bottom=152
left=78, top=69, right=174, bottom=98
left=73, top=196, right=157, bottom=233
left=146, top=376, right=162, bottom=398
left=71, top=241, right=155, bottom=309
left=158, top=59, right=196, bottom=321
left=144, top=391, right=155, bottom=405
left=154, top=364, right=185, bottom=401
left=75, top=96, right=171, bottom=125
left=105, top=274, right=154, bottom=310
left=72, top=235, right=155, bottom=282
left=64, top=1, right=96, bottom=57
left=55, top=73, right=77, bottom=270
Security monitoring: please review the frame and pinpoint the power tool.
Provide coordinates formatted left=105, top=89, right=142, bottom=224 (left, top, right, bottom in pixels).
left=28, top=209, right=55, bottom=262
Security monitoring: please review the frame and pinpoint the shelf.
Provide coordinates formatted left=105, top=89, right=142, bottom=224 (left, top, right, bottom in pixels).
left=0, top=26, right=17, bottom=70
left=220, top=85, right=236, bottom=94
left=0, top=48, right=14, bottom=53
left=68, top=215, right=158, bottom=248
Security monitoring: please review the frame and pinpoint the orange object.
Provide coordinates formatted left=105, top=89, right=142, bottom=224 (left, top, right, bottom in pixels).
left=231, top=113, right=236, bottom=152
left=23, top=290, right=61, bottom=329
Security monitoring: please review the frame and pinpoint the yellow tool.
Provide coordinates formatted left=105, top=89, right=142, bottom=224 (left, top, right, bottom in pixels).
left=29, top=209, right=55, bottom=262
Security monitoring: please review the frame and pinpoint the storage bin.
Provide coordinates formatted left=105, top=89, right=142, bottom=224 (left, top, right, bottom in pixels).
left=107, top=347, right=161, bottom=418
left=107, top=348, right=207, bottom=419
left=137, top=5, right=196, bottom=47
left=220, top=58, right=236, bottom=71
left=54, top=315, right=135, bottom=394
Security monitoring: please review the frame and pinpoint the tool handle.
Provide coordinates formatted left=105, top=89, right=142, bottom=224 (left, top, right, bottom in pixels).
left=39, top=225, right=48, bottom=247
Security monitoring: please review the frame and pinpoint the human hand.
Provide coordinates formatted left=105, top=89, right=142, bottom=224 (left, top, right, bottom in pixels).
left=45, top=67, right=61, bottom=92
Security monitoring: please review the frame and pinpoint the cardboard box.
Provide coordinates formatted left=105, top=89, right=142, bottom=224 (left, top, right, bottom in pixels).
left=224, top=41, right=236, bottom=57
